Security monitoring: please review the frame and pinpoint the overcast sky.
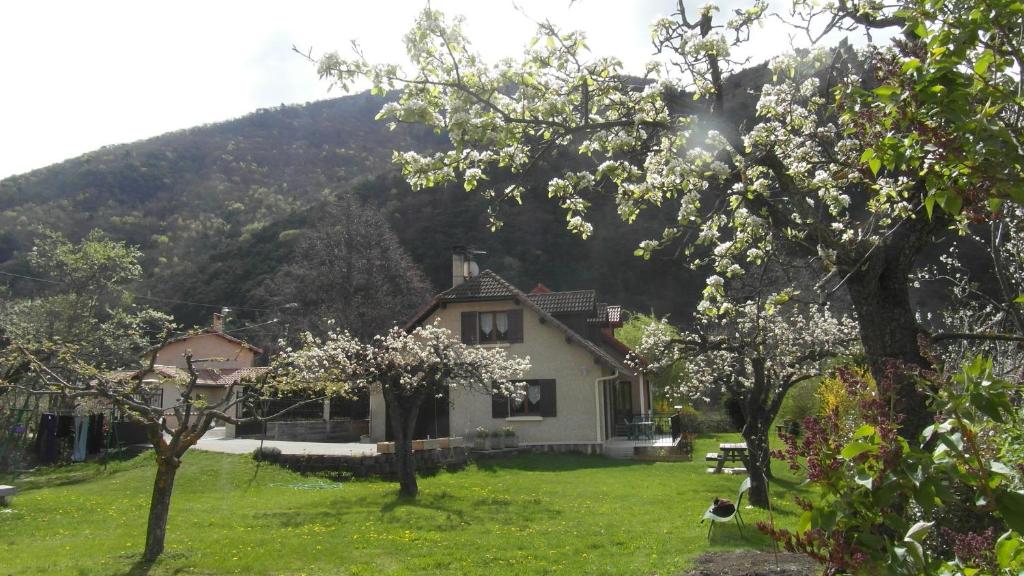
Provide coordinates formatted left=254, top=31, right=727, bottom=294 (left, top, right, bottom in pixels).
left=0, top=1, right=862, bottom=179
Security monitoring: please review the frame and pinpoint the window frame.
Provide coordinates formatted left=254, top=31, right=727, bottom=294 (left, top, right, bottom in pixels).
left=478, top=311, right=510, bottom=344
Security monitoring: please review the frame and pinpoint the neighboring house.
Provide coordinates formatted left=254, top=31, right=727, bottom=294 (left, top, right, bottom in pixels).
left=369, top=249, right=652, bottom=454
left=140, top=314, right=266, bottom=430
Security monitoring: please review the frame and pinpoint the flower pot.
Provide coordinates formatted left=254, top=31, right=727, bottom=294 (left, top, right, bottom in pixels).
left=505, top=434, right=518, bottom=448
left=474, top=436, right=488, bottom=450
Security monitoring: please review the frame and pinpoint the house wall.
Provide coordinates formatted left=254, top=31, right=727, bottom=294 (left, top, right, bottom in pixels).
left=371, top=299, right=627, bottom=449
left=154, top=334, right=255, bottom=369
left=158, top=380, right=233, bottom=428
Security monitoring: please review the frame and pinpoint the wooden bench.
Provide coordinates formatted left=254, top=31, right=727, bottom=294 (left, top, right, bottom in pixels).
left=0, top=485, right=17, bottom=506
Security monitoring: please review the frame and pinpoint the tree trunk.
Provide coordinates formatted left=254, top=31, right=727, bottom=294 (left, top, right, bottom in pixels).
left=742, top=358, right=773, bottom=508
left=143, top=457, right=179, bottom=562
left=387, top=392, right=423, bottom=498
left=845, top=228, right=934, bottom=439
left=742, top=424, right=772, bottom=508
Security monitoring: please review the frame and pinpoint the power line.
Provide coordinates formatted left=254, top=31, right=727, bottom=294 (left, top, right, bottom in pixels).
left=1, top=268, right=292, bottom=313
left=0, top=269, right=61, bottom=284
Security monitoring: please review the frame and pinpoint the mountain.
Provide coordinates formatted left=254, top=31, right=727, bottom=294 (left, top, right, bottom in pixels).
left=0, top=91, right=707, bottom=335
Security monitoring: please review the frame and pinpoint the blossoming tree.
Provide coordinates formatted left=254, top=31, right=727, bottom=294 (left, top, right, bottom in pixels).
left=632, top=294, right=859, bottom=507
left=1, top=336, right=321, bottom=562
left=303, top=1, right=1021, bottom=438
left=271, top=322, right=529, bottom=497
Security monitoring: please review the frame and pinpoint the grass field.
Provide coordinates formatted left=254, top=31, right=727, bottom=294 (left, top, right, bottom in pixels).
left=0, top=433, right=806, bottom=575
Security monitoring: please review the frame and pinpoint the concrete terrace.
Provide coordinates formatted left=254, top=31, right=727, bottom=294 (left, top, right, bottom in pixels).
left=194, top=427, right=378, bottom=457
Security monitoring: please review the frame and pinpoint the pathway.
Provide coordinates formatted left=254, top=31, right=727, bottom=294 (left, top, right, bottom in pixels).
left=193, top=427, right=378, bottom=457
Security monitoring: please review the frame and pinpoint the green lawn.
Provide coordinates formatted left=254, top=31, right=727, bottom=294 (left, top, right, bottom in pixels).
left=1, top=434, right=806, bottom=575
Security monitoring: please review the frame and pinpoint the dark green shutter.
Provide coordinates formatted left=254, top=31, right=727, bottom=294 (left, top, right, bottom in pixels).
left=461, top=311, right=478, bottom=344
left=506, top=309, right=523, bottom=343
left=540, top=379, right=557, bottom=417
left=491, top=393, right=509, bottom=418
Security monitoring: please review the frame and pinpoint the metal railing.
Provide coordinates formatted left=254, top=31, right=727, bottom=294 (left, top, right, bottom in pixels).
left=623, top=412, right=676, bottom=446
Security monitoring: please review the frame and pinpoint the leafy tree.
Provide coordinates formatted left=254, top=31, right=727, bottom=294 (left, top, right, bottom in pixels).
left=2, top=340, right=318, bottom=562
left=0, top=230, right=321, bottom=562
left=307, top=2, right=1021, bottom=437
left=271, top=322, right=529, bottom=497
left=251, top=192, right=432, bottom=342
left=0, top=229, right=169, bottom=369
left=631, top=296, right=859, bottom=507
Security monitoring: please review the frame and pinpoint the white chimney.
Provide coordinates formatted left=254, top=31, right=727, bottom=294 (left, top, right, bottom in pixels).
left=212, top=312, right=224, bottom=332
left=452, top=246, right=467, bottom=287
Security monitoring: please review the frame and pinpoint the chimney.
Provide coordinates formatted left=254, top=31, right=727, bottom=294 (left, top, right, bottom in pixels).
left=212, top=313, right=224, bottom=332
left=451, top=246, right=467, bottom=287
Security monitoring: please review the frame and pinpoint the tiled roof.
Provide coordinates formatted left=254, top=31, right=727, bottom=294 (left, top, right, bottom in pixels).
left=527, top=290, right=596, bottom=315
left=437, top=270, right=516, bottom=302
left=148, top=330, right=264, bottom=355
left=407, top=270, right=635, bottom=375
left=113, top=366, right=268, bottom=388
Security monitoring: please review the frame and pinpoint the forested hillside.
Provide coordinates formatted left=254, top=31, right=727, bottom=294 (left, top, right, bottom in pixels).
left=0, top=91, right=706, bottom=337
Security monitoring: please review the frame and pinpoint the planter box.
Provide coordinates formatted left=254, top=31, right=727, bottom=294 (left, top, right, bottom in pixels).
left=505, top=435, right=519, bottom=448
left=376, top=442, right=395, bottom=454
left=439, top=437, right=465, bottom=449
left=474, top=437, right=489, bottom=450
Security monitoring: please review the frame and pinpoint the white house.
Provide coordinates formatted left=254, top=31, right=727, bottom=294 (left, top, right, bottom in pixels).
left=369, top=249, right=652, bottom=454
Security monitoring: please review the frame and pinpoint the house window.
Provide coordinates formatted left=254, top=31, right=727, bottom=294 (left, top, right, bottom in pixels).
left=510, top=381, right=542, bottom=416
left=479, top=311, right=510, bottom=343
left=461, top=310, right=523, bottom=345
left=492, top=379, right=556, bottom=418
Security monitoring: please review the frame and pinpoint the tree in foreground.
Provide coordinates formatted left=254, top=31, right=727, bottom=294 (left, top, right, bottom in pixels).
left=3, top=339, right=319, bottom=562
left=271, top=322, right=529, bottom=497
left=0, top=230, right=324, bottom=562
left=631, top=295, right=859, bottom=507
left=305, top=1, right=1021, bottom=438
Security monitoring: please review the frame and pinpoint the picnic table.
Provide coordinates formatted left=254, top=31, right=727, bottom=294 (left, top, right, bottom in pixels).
left=705, top=442, right=748, bottom=474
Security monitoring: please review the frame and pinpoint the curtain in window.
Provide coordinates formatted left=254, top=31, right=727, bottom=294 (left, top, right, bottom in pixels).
left=495, top=312, right=509, bottom=338
left=527, top=383, right=542, bottom=408
left=479, top=313, right=494, bottom=339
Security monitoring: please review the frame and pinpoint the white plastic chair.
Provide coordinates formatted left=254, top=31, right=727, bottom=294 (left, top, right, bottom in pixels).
left=700, top=476, right=751, bottom=541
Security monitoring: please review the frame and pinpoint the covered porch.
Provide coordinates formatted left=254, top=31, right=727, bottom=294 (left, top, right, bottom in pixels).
left=598, top=377, right=693, bottom=460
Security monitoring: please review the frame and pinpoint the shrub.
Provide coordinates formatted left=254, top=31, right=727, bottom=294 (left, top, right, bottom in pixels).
left=501, top=426, right=515, bottom=437
left=722, top=394, right=746, bottom=431
left=676, top=405, right=703, bottom=434
left=776, top=377, right=821, bottom=429
left=474, top=427, right=489, bottom=438
left=698, top=410, right=737, bottom=433
left=252, top=446, right=282, bottom=463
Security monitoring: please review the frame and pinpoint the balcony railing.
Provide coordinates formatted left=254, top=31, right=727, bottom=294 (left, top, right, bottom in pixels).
left=622, top=412, right=677, bottom=446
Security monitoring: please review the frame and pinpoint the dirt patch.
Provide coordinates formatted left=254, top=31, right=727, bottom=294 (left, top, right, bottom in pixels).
left=684, top=550, right=820, bottom=576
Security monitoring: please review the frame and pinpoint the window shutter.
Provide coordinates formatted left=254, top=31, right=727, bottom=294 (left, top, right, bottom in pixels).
left=506, top=308, right=523, bottom=343
left=539, top=379, right=557, bottom=417
left=491, top=393, right=509, bottom=418
left=461, top=311, right=478, bottom=344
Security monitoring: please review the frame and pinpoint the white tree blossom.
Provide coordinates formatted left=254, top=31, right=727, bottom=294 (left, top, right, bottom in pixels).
left=271, top=321, right=530, bottom=497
